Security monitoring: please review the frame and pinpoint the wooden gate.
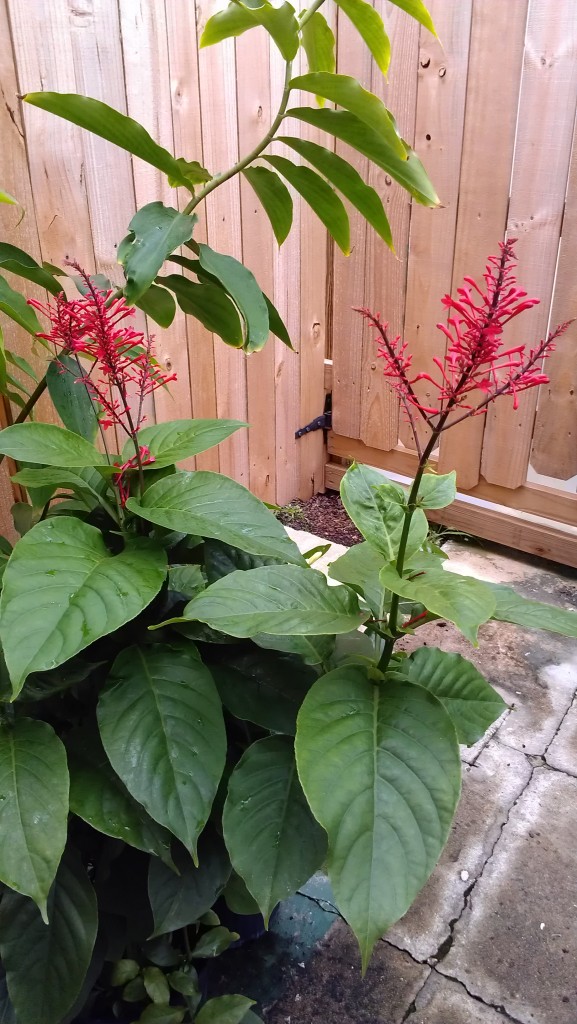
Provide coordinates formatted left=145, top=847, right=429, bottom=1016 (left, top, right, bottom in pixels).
left=325, top=0, right=577, bottom=567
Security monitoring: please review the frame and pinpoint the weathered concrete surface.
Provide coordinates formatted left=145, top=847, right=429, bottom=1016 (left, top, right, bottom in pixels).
left=265, top=922, right=430, bottom=1024
left=386, top=741, right=532, bottom=962
left=406, top=973, right=517, bottom=1023
left=546, top=697, right=577, bottom=777
left=440, top=769, right=577, bottom=1024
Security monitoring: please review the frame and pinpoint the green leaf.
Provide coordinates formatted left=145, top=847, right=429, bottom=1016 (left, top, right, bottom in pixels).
left=148, top=833, right=231, bottom=937
left=23, top=92, right=201, bottom=189
left=46, top=354, right=100, bottom=441
left=417, top=470, right=457, bottom=510
left=196, top=996, right=256, bottom=1024
left=0, top=848, right=98, bottom=1024
left=0, top=244, right=62, bottom=296
left=277, top=136, right=392, bottom=247
left=135, top=1006, right=185, bottom=1024
left=0, top=190, right=18, bottom=206
left=67, top=727, right=174, bottom=865
left=118, top=203, right=196, bottom=303
left=340, top=463, right=428, bottom=561
left=300, top=12, right=336, bottom=86
left=290, top=73, right=405, bottom=157
left=111, top=959, right=141, bottom=986
left=125, top=418, right=246, bottom=469
left=0, top=274, right=41, bottom=335
left=334, top=0, right=390, bottom=74
left=295, top=667, right=461, bottom=970
left=5, top=351, right=38, bottom=381
left=143, top=966, right=171, bottom=1005
left=212, top=649, right=316, bottom=734
left=0, top=422, right=107, bottom=467
left=191, top=927, right=238, bottom=958
left=136, top=282, right=177, bottom=328
left=223, top=872, right=261, bottom=916
left=197, top=244, right=269, bottom=353
left=399, top=647, right=507, bottom=745
left=127, top=470, right=304, bottom=564
left=0, top=518, right=167, bottom=695
left=12, top=466, right=111, bottom=511
left=264, top=155, right=350, bottom=255
left=285, top=107, right=439, bottom=206
left=11, top=502, right=34, bottom=537
left=179, top=564, right=367, bottom=637
left=168, top=563, right=205, bottom=599
left=167, top=966, right=201, bottom=998
left=224, top=736, right=327, bottom=922
left=489, top=583, right=577, bottom=638
left=200, top=1, right=299, bottom=60
left=242, top=166, right=293, bottom=246
left=264, top=293, right=292, bottom=347
left=252, top=630, right=335, bottom=666
left=160, top=274, right=244, bottom=348
left=167, top=157, right=211, bottom=188
left=204, top=538, right=285, bottom=582
left=379, top=564, right=496, bottom=645
left=388, top=0, right=436, bottom=36
left=0, top=718, right=68, bottom=920
left=328, top=540, right=386, bottom=616
left=97, top=643, right=226, bottom=859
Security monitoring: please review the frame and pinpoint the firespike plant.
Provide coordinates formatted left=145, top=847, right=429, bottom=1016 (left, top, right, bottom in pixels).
left=0, top=241, right=576, bottom=1024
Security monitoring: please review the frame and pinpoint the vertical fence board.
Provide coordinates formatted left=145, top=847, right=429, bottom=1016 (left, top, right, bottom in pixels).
left=359, top=0, right=420, bottom=452
left=437, top=0, right=529, bottom=488
left=481, top=0, right=577, bottom=487
left=399, top=0, right=472, bottom=453
left=531, top=115, right=577, bottom=481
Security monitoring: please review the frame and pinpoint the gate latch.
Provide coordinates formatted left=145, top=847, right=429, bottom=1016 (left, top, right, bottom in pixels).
left=295, top=410, right=332, bottom=439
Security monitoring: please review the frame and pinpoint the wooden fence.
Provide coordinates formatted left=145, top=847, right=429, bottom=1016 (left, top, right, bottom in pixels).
left=1, top=0, right=577, bottom=563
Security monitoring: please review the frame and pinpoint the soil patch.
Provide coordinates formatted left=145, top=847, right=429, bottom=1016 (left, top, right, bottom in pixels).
left=276, top=492, right=362, bottom=547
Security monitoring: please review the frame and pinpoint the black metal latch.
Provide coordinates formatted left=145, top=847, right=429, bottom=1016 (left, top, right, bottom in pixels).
left=295, top=410, right=332, bottom=439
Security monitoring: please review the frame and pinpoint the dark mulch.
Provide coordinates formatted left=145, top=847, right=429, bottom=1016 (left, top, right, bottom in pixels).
left=276, top=492, right=362, bottom=547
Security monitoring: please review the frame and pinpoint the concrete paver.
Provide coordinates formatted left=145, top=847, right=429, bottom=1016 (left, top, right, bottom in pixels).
left=406, top=973, right=516, bottom=1023
left=386, top=741, right=532, bottom=961
left=439, top=768, right=577, bottom=1024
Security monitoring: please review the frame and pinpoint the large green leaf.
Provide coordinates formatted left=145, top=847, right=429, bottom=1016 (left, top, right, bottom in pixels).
left=389, top=0, right=436, bottom=35
left=328, top=540, right=386, bottom=616
left=200, top=0, right=299, bottom=60
left=67, top=728, right=174, bottom=865
left=118, top=203, right=196, bottom=303
left=340, top=462, right=428, bottom=561
left=252, top=630, right=335, bottom=666
left=0, top=518, right=167, bottom=695
left=148, top=833, right=231, bottom=937
left=0, top=274, right=42, bottom=335
left=0, top=243, right=62, bottom=296
left=195, top=996, right=256, bottom=1024
left=285, top=107, right=439, bottom=206
left=97, top=643, right=226, bottom=859
left=127, top=470, right=304, bottom=564
left=264, top=156, right=350, bottom=254
left=198, top=244, right=269, bottom=353
left=46, top=354, right=100, bottom=442
left=300, top=11, right=336, bottom=83
left=136, top=282, right=177, bottom=328
left=0, top=422, right=107, bottom=467
left=224, top=736, right=327, bottom=922
left=379, top=564, right=496, bottom=645
left=334, top=0, right=390, bottom=74
left=212, top=649, right=316, bottom=735
left=0, top=848, right=98, bottom=1024
left=290, top=73, right=405, bottom=157
left=24, top=92, right=204, bottom=190
left=242, top=166, right=293, bottom=246
left=399, top=647, right=507, bottom=745
left=12, top=465, right=111, bottom=512
left=160, top=274, right=244, bottom=348
left=178, top=564, right=367, bottom=637
left=278, top=136, right=392, bottom=247
left=489, top=583, right=577, bottom=638
left=0, top=718, right=68, bottom=920
left=204, top=538, right=284, bottom=583
left=122, top=418, right=246, bottom=469
left=295, top=667, right=461, bottom=969
left=416, top=470, right=457, bottom=510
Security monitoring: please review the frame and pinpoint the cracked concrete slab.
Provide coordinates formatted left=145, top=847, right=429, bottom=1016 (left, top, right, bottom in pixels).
left=405, top=973, right=517, bottom=1023
left=439, top=768, right=577, bottom=1024
left=386, top=741, right=532, bottom=962
left=546, top=698, right=577, bottom=777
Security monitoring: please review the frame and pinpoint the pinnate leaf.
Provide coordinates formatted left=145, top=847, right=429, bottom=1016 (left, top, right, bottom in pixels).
left=264, top=155, right=350, bottom=254
left=242, top=167, right=293, bottom=246
left=300, top=11, right=336, bottom=82
left=334, top=0, right=390, bottom=74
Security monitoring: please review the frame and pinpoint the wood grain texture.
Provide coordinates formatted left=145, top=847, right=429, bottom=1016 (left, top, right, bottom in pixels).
left=481, top=0, right=577, bottom=488
left=437, top=0, right=529, bottom=488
